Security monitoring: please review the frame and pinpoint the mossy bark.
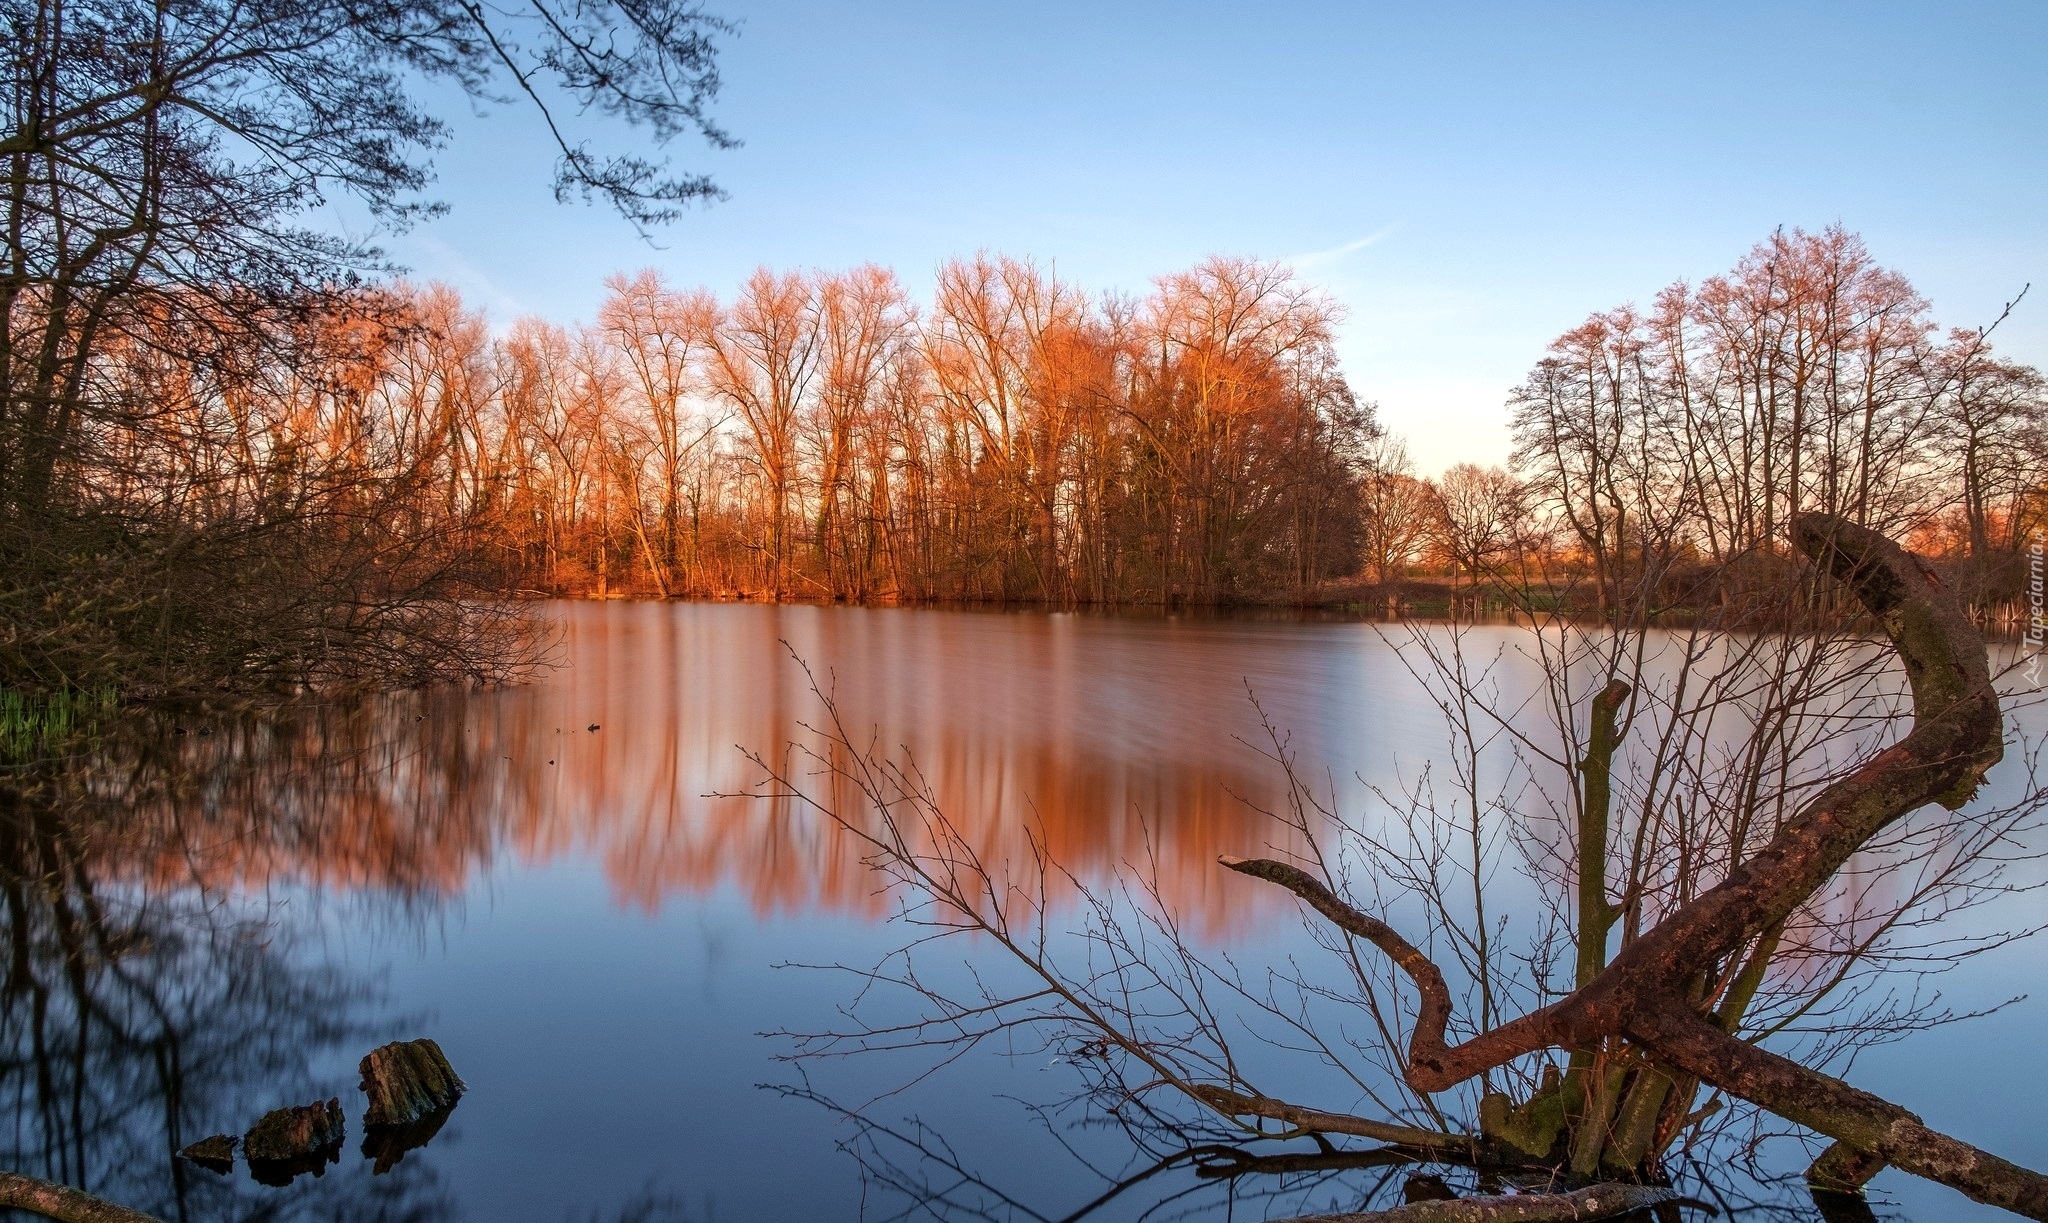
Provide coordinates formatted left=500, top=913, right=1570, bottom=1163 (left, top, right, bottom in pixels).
left=1809, top=1139, right=1887, bottom=1193
left=1573, top=680, right=1630, bottom=991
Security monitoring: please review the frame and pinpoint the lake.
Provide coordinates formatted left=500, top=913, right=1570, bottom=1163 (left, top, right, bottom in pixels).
left=2, top=602, right=2042, bottom=1222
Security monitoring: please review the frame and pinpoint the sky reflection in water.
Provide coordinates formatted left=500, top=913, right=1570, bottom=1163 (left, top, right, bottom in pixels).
left=2, top=602, right=2042, bottom=1221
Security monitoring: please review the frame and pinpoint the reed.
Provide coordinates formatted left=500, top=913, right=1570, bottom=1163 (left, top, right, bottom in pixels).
left=0, top=686, right=115, bottom=764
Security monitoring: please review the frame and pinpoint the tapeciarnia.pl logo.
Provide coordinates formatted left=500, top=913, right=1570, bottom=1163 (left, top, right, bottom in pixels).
left=2028, top=527, right=2045, bottom=688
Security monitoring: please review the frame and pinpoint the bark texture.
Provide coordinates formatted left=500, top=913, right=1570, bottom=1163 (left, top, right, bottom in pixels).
left=0, top=1173, right=163, bottom=1223
left=360, top=1038, right=466, bottom=1128
left=1808, top=1140, right=1886, bottom=1193
left=244, top=1097, right=345, bottom=1164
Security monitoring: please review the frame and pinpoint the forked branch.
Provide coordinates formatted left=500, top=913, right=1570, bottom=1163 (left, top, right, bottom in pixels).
left=1221, top=515, right=2042, bottom=1217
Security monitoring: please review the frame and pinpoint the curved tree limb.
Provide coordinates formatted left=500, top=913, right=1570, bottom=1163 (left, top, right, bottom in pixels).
left=1623, top=1002, right=2048, bottom=1218
left=1215, top=856, right=1454, bottom=1053
left=1218, top=515, right=2039, bottom=1216
left=1216, top=853, right=1573, bottom=1090
left=1557, top=519, right=2005, bottom=1045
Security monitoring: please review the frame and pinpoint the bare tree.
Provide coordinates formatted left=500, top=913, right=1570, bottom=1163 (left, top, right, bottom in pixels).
left=1357, top=434, right=1435, bottom=590
left=808, top=266, right=912, bottom=598
left=705, top=269, right=821, bottom=598
left=0, top=0, right=735, bottom=694
left=600, top=270, right=724, bottom=594
left=1427, top=463, right=1524, bottom=613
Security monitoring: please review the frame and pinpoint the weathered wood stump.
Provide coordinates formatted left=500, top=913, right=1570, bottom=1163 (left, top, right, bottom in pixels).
left=175, top=1134, right=236, bottom=1174
left=243, top=1099, right=344, bottom=1162
left=359, top=1038, right=466, bottom=1128
left=243, top=1098, right=344, bottom=1185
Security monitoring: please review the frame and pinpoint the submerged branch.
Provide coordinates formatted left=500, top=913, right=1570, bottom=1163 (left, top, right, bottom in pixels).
left=1279, top=1183, right=1678, bottom=1222
left=1624, top=1002, right=2048, bottom=1218
left=1189, top=1083, right=1470, bottom=1150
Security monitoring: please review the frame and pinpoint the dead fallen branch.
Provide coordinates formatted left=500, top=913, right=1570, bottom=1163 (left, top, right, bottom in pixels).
left=1281, top=1182, right=1677, bottom=1221
left=1221, top=516, right=2048, bottom=1218
left=0, top=1173, right=163, bottom=1223
left=1190, top=1084, right=1475, bottom=1151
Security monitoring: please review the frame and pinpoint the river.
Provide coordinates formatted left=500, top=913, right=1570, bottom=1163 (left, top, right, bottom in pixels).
left=2, top=602, right=2041, bottom=1222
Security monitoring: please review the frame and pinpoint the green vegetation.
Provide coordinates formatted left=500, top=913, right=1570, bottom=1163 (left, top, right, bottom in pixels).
left=0, top=686, right=115, bottom=765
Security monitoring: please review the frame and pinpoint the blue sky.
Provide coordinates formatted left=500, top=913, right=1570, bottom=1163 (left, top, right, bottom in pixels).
left=377, top=1, right=2046, bottom=475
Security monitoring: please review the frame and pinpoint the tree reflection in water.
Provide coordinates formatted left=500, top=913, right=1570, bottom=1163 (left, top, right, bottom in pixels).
left=0, top=702, right=721, bottom=1223
left=0, top=760, right=457, bottom=1220
left=0, top=602, right=2011, bottom=1220
left=777, top=1079, right=1877, bottom=1223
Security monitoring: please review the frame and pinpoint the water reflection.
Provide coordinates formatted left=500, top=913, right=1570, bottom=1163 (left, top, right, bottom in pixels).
left=781, top=1079, right=1826, bottom=1223
left=363, top=1102, right=458, bottom=1176
left=6, top=603, right=2034, bottom=1221
left=460, top=603, right=1334, bottom=927
left=91, top=604, right=1356, bottom=931
left=0, top=780, right=455, bottom=1221
left=0, top=603, right=1385, bottom=1220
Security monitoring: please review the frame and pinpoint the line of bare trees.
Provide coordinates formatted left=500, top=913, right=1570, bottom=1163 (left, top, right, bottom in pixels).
left=118, top=255, right=1376, bottom=608
left=11, top=214, right=2045, bottom=698
left=0, top=0, right=739, bottom=698
left=1350, top=228, right=2047, bottom=621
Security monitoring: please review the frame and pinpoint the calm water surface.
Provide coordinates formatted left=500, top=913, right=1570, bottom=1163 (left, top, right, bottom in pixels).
left=3, top=603, right=2041, bottom=1221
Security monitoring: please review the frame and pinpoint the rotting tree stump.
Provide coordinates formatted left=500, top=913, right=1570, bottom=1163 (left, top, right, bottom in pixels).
left=244, top=1099, right=344, bottom=1162
left=359, top=1038, right=466, bottom=1129
left=243, top=1099, right=345, bottom=1185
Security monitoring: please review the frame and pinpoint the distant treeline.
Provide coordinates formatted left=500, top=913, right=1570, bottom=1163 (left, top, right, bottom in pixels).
left=1368, top=227, right=2046, bottom=619
left=50, top=255, right=1375, bottom=606
left=5, top=228, right=2043, bottom=691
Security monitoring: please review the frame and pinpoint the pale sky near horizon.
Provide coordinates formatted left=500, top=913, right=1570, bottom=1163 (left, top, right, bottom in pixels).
left=370, top=1, right=2046, bottom=477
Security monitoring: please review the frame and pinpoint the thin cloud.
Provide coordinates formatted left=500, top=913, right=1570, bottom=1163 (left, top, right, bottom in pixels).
left=401, top=233, right=529, bottom=324
left=1284, top=223, right=1402, bottom=269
